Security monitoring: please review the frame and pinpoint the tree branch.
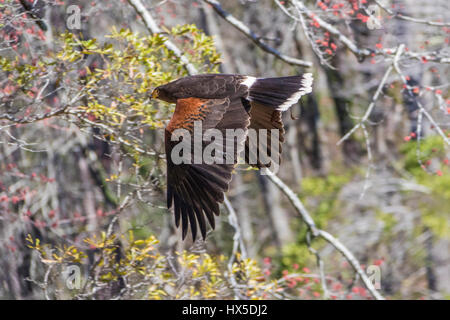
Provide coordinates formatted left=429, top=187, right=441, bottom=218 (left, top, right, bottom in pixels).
left=127, top=0, right=198, bottom=75
left=285, top=0, right=372, bottom=59
left=223, top=196, right=247, bottom=299
left=0, top=92, right=84, bottom=124
left=277, top=1, right=450, bottom=65
left=392, top=51, right=450, bottom=146
left=264, top=169, right=385, bottom=300
left=336, top=44, right=404, bottom=146
left=374, top=0, right=450, bottom=27
left=203, top=0, right=313, bottom=68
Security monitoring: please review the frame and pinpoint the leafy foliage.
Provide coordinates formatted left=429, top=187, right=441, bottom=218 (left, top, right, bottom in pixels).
left=26, top=232, right=282, bottom=300
left=400, top=137, right=450, bottom=238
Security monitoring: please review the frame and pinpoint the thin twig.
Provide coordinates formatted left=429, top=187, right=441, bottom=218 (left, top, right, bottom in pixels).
left=374, top=0, right=450, bottom=27
left=291, top=0, right=372, bottom=59
left=306, top=231, right=330, bottom=299
left=223, top=196, right=247, bottom=300
left=224, top=196, right=248, bottom=260
left=337, top=44, right=404, bottom=146
left=392, top=50, right=450, bottom=146
left=0, top=91, right=84, bottom=124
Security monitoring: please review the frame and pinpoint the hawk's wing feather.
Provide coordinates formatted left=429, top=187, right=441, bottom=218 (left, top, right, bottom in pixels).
left=173, top=193, right=182, bottom=227
left=165, top=97, right=249, bottom=240
left=184, top=171, right=216, bottom=229
left=245, top=101, right=285, bottom=169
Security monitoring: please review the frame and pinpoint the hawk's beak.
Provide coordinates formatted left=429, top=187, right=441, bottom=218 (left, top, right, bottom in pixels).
left=151, top=89, right=159, bottom=100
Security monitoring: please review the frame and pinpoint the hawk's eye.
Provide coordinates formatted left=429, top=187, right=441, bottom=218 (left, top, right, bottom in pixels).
left=152, top=89, right=159, bottom=99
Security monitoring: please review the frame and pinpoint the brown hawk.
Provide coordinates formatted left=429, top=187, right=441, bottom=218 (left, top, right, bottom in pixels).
left=151, top=73, right=313, bottom=240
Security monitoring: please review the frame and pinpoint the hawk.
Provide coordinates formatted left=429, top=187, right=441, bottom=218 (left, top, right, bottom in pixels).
left=151, top=73, right=313, bottom=240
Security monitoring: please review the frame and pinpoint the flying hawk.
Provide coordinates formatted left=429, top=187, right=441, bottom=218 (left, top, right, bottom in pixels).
left=151, top=73, right=313, bottom=240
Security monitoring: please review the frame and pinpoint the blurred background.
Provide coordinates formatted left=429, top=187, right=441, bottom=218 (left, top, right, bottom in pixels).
left=0, top=0, right=449, bottom=299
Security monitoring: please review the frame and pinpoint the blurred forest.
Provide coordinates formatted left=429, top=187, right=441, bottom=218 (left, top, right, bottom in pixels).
left=0, top=0, right=449, bottom=300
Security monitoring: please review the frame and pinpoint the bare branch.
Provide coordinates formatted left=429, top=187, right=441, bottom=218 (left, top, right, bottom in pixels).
left=336, top=45, right=404, bottom=146
left=0, top=92, right=84, bottom=124
left=224, top=196, right=247, bottom=260
left=223, top=196, right=247, bottom=300
left=203, top=0, right=313, bottom=68
left=374, top=0, right=450, bottom=27
left=279, top=1, right=450, bottom=65
left=264, top=169, right=385, bottom=300
left=392, top=52, right=450, bottom=146
left=67, top=110, right=163, bottom=158
left=291, top=0, right=372, bottom=59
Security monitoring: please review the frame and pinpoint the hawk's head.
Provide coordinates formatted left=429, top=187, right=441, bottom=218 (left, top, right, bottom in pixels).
left=151, top=85, right=176, bottom=103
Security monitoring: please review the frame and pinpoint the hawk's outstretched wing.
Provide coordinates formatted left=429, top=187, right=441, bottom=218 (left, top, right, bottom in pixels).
left=165, top=97, right=250, bottom=240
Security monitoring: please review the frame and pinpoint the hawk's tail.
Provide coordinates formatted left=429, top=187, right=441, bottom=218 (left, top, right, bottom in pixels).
left=246, top=73, right=313, bottom=111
